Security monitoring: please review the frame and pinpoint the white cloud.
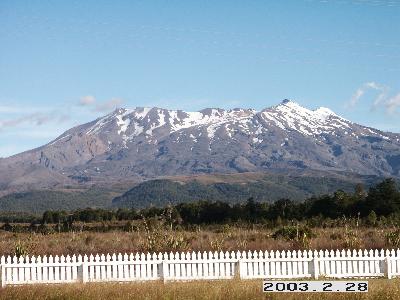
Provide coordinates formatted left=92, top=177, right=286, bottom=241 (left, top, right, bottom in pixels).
left=79, top=95, right=96, bottom=106
left=77, top=95, right=124, bottom=112
left=94, top=98, right=123, bottom=112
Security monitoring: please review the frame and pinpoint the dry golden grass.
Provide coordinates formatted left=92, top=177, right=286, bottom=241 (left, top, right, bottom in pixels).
left=0, top=279, right=399, bottom=300
left=0, top=226, right=391, bottom=257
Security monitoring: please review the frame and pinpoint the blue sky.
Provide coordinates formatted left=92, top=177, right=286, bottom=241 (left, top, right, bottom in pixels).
left=1, top=0, right=399, bottom=157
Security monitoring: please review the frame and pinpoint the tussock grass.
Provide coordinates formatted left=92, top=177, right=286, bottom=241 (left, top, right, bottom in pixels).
left=0, top=226, right=389, bottom=257
left=0, top=279, right=399, bottom=300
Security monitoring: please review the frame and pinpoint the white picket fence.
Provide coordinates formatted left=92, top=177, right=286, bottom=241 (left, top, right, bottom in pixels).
left=1, top=249, right=400, bottom=286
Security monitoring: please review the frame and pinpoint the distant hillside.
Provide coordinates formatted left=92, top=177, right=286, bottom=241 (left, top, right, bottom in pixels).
left=0, top=172, right=390, bottom=213
left=112, top=174, right=384, bottom=209
left=0, top=188, right=118, bottom=214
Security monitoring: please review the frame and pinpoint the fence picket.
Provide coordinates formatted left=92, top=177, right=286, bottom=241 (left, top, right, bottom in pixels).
left=1, top=248, right=400, bottom=286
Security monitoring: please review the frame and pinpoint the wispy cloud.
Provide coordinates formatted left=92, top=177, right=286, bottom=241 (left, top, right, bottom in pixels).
left=0, top=105, right=24, bottom=113
left=348, top=82, right=400, bottom=114
left=0, top=112, right=69, bottom=130
left=348, top=82, right=388, bottom=108
left=77, top=95, right=123, bottom=112
left=386, top=93, right=400, bottom=114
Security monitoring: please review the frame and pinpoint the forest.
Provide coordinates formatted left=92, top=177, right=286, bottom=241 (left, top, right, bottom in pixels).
left=7, top=178, right=398, bottom=229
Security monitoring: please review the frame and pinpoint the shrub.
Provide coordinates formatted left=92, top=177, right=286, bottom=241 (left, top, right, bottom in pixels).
left=385, top=229, right=400, bottom=247
left=272, top=225, right=314, bottom=241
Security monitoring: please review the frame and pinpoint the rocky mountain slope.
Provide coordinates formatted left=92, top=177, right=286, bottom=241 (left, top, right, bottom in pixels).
left=1, top=100, right=399, bottom=193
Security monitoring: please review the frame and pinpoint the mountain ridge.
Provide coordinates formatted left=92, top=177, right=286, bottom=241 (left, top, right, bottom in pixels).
left=1, top=99, right=399, bottom=194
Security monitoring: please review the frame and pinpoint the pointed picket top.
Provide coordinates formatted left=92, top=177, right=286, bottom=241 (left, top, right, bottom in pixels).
left=385, top=249, right=390, bottom=257
left=212, top=251, right=218, bottom=259
left=297, top=250, right=302, bottom=258
left=71, top=254, right=76, bottom=263
left=37, top=255, right=42, bottom=263
left=242, top=251, right=247, bottom=259
left=12, top=255, right=18, bottom=263
left=390, top=249, right=395, bottom=257
left=18, top=256, right=24, bottom=264
left=374, top=249, right=379, bottom=257
left=357, top=249, right=362, bottom=257
left=264, top=250, right=269, bottom=259
left=270, top=250, right=275, bottom=259
left=185, top=252, right=191, bottom=260
left=335, top=249, right=340, bottom=257
left=351, top=249, right=356, bottom=257
left=236, top=251, right=241, bottom=259
left=369, top=249, right=374, bottom=257
left=319, top=250, right=324, bottom=258
left=111, top=253, right=116, bottom=261
left=254, top=251, right=259, bottom=259
left=397, top=249, right=400, bottom=258
left=145, top=252, right=150, bottom=260
left=77, top=255, right=82, bottom=263
left=95, top=254, right=100, bottom=262
left=347, top=249, right=352, bottom=257
left=308, top=250, right=313, bottom=258
left=100, top=254, right=105, bottom=262
left=31, top=255, right=36, bottom=263
left=292, top=251, right=297, bottom=259
left=341, top=249, right=346, bottom=257
left=363, top=249, right=368, bottom=257
left=134, top=252, right=139, bottom=261
left=7, top=256, right=12, bottom=264
left=116, top=253, right=122, bottom=261
left=380, top=249, right=385, bottom=257
left=89, top=254, right=94, bottom=262
left=313, top=250, right=318, bottom=258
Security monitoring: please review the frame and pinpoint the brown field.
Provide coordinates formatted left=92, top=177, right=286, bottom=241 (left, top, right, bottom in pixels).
left=0, top=224, right=392, bottom=257
left=0, top=279, right=399, bottom=300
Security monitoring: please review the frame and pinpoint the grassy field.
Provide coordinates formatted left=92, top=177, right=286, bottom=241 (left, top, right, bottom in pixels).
left=0, top=279, right=399, bottom=300
left=0, top=224, right=391, bottom=257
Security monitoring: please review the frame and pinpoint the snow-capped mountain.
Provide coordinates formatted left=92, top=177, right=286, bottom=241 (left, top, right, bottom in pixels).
left=1, top=99, right=399, bottom=191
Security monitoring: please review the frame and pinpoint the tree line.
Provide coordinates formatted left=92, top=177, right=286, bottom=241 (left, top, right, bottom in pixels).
left=37, top=178, right=400, bottom=226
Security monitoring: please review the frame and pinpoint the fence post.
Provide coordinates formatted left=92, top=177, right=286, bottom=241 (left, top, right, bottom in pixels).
left=313, top=257, right=319, bottom=279
left=1, top=266, right=4, bottom=288
left=82, top=255, right=88, bottom=283
left=386, top=256, right=392, bottom=279
left=162, top=261, right=168, bottom=283
left=238, top=260, right=245, bottom=279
